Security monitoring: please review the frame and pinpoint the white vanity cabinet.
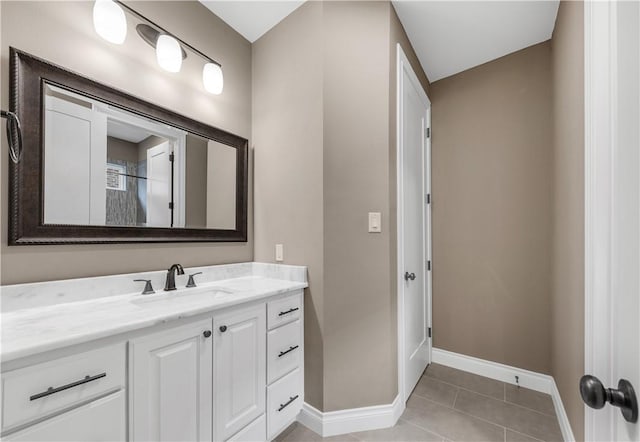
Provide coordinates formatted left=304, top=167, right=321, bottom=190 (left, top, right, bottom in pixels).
left=2, top=288, right=304, bottom=442
left=129, top=318, right=213, bottom=442
left=1, top=344, right=126, bottom=442
left=5, top=390, right=126, bottom=442
left=265, top=292, right=304, bottom=440
left=213, top=303, right=266, bottom=441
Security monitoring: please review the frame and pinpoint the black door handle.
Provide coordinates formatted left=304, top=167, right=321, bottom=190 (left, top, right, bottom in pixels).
left=404, top=272, right=416, bottom=281
left=580, top=375, right=638, bottom=423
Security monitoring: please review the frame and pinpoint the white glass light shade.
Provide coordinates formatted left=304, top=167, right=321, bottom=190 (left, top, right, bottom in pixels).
left=202, top=63, right=224, bottom=95
left=156, top=35, right=182, bottom=73
left=93, top=0, right=127, bottom=45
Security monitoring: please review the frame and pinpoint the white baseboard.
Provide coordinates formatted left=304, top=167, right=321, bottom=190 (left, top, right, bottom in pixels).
left=297, top=395, right=404, bottom=437
left=432, top=348, right=553, bottom=393
left=432, top=348, right=575, bottom=442
left=549, top=379, right=576, bottom=442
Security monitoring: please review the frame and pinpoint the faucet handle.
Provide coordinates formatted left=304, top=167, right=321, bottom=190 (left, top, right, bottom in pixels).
left=186, top=272, right=203, bottom=288
left=134, top=279, right=155, bottom=295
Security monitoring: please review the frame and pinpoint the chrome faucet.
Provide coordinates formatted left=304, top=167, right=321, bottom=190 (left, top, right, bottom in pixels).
left=164, top=264, right=185, bottom=291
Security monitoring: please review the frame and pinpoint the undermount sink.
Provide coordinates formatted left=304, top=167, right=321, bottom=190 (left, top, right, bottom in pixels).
left=130, top=286, right=235, bottom=305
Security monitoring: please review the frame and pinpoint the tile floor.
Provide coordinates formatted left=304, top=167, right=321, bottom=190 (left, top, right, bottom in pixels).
left=276, top=363, right=563, bottom=442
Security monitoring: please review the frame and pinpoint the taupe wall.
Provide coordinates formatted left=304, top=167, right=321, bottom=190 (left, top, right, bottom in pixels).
left=322, top=1, right=395, bottom=411
left=252, top=1, right=325, bottom=409
left=430, top=42, right=554, bottom=374
left=0, top=1, right=252, bottom=284
left=550, top=2, right=584, bottom=439
left=253, top=1, right=430, bottom=411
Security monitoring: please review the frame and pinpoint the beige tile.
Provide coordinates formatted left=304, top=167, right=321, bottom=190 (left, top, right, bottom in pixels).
left=351, top=419, right=442, bottom=442
left=454, top=389, right=563, bottom=442
left=412, top=375, right=459, bottom=407
left=425, top=364, right=505, bottom=400
left=505, top=384, right=555, bottom=416
left=275, top=423, right=300, bottom=441
left=275, top=423, right=358, bottom=442
left=403, top=394, right=505, bottom=442
left=506, top=429, right=544, bottom=442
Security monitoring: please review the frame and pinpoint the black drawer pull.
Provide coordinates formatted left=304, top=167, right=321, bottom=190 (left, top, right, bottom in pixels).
left=29, top=372, right=107, bottom=401
left=277, top=394, right=299, bottom=412
left=278, top=345, right=300, bottom=358
left=278, top=307, right=299, bottom=317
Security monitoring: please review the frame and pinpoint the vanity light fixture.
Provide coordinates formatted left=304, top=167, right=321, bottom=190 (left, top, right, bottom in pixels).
left=93, top=0, right=127, bottom=45
left=156, top=34, right=183, bottom=73
left=92, top=0, right=224, bottom=94
left=202, top=62, right=224, bottom=95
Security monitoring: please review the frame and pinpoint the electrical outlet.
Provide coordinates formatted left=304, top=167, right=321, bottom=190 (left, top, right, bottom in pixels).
left=275, top=244, right=284, bottom=262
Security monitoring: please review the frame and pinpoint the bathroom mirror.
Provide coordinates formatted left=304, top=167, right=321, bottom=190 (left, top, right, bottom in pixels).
left=8, top=48, right=248, bottom=244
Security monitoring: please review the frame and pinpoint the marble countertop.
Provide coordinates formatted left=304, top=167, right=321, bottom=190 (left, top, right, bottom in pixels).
left=1, top=274, right=306, bottom=363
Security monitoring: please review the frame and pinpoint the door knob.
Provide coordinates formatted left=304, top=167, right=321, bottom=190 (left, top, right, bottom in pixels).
left=219, top=325, right=227, bottom=333
left=580, top=375, right=638, bottom=423
left=404, top=272, right=416, bottom=281
left=203, top=330, right=212, bottom=338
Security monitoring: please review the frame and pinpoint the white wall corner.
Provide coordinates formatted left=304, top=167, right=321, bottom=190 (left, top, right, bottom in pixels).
left=432, top=348, right=575, bottom=442
left=297, top=395, right=404, bottom=437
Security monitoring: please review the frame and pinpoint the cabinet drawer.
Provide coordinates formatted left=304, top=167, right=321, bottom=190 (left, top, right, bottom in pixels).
left=267, top=292, right=302, bottom=330
left=4, top=390, right=126, bottom=442
left=1, top=344, right=125, bottom=431
left=227, top=414, right=266, bottom=442
left=267, top=320, right=301, bottom=384
left=267, top=368, right=302, bottom=440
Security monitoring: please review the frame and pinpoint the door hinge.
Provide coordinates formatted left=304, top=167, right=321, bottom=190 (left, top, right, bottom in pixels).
left=169, top=202, right=174, bottom=210
left=426, top=127, right=431, bottom=139
left=427, top=260, right=431, bottom=271
left=428, top=327, right=432, bottom=338
left=426, top=193, right=431, bottom=205
left=169, top=153, right=175, bottom=162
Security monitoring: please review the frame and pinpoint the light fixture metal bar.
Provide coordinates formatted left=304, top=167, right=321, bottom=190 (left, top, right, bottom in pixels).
left=114, top=0, right=222, bottom=67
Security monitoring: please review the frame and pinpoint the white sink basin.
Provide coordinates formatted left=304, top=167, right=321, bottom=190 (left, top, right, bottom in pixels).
left=130, top=286, right=235, bottom=305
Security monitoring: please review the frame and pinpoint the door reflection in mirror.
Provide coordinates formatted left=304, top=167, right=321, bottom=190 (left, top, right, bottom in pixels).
left=42, top=84, right=237, bottom=229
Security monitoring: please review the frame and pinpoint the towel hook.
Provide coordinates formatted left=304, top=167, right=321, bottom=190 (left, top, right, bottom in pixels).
left=1, top=110, right=23, bottom=164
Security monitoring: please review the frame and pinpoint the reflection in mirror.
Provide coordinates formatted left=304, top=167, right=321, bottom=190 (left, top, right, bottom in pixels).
left=43, top=84, right=236, bottom=229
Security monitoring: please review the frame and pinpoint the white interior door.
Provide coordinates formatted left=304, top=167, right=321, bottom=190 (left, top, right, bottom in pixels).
left=146, top=142, right=172, bottom=227
left=585, top=1, right=639, bottom=441
left=397, top=44, right=431, bottom=402
left=44, top=95, right=106, bottom=225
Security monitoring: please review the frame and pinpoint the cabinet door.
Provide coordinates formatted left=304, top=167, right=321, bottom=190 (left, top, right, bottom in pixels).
left=5, top=390, right=125, bottom=442
left=214, top=304, right=266, bottom=441
left=130, top=319, right=213, bottom=442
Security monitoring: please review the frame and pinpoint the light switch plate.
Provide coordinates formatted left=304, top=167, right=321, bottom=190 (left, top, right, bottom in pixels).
left=275, top=244, right=284, bottom=262
left=368, top=212, right=382, bottom=233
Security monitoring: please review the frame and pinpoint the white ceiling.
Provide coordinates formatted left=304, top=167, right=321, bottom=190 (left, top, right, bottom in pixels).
left=200, top=1, right=305, bottom=43
left=199, top=1, right=559, bottom=82
left=392, top=1, right=560, bottom=82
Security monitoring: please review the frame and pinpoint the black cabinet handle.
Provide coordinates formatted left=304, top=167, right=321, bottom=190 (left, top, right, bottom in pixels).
left=30, top=373, right=106, bottom=401
left=278, top=345, right=299, bottom=358
left=203, top=330, right=212, bottom=338
left=277, top=394, right=299, bottom=412
left=278, top=307, right=299, bottom=317
left=219, top=325, right=227, bottom=333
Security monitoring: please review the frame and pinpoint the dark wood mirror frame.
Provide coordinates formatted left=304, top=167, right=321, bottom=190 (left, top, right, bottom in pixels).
left=8, top=48, right=248, bottom=245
